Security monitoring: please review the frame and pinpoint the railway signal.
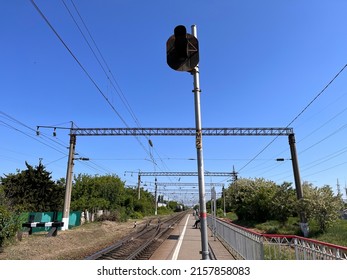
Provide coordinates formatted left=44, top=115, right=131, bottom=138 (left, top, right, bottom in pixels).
left=166, top=25, right=199, bottom=72
left=166, top=24, right=209, bottom=259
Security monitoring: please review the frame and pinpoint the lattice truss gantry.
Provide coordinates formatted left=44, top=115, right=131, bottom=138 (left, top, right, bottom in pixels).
left=70, top=127, right=294, bottom=136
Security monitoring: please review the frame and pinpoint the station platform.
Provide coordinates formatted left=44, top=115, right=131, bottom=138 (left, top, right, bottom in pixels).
left=150, top=213, right=235, bottom=260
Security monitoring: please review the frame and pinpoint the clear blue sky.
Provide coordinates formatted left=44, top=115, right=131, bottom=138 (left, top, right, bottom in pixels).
left=1, top=0, right=347, bottom=204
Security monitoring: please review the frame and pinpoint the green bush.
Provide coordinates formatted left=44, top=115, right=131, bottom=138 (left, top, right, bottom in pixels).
left=216, top=208, right=224, bottom=218
left=130, top=211, right=143, bottom=219
left=96, top=208, right=128, bottom=222
left=0, top=206, right=21, bottom=248
left=157, top=206, right=170, bottom=215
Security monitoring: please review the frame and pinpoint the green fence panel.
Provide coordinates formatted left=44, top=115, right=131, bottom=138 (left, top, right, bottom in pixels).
left=22, top=211, right=82, bottom=232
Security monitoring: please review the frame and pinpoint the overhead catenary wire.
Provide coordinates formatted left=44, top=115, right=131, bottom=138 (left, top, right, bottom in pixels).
left=248, top=96, right=347, bottom=179
left=0, top=120, right=67, bottom=156
left=31, top=0, right=170, bottom=174
left=1, top=111, right=113, bottom=175
left=66, top=0, right=142, bottom=129
left=64, top=0, right=175, bottom=177
left=238, top=63, right=347, bottom=174
left=27, top=1, right=347, bottom=189
left=29, top=0, right=128, bottom=127
left=245, top=119, right=347, bottom=179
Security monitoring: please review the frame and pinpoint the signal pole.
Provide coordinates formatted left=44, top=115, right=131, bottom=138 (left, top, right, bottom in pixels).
left=166, top=24, right=209, bottom=259
left=190, top=24, right=210, bottom=260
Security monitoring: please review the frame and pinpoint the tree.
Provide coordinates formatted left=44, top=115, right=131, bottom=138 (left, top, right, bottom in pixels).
left=71, top=174, right=125, bottom=212
left=227, top=178, right=278, bottom=222
left=70, top=174, right=157, bottom=220
left=270, top=182, right=297, bottom=223
left=227, top=178, right=257, bottom=220
left=301, top=182, right=343, bottom=232
left=226, top=178, right=297, bottom=223
left=0, top=161, right=64, bottom=212
left=133, top=188, right=155, bottom=215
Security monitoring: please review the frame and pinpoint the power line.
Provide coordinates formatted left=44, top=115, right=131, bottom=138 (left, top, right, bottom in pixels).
left=63, top=0, right=175, bottom=174
left=272, top=144, right=347, bottom=183
left=1, top=112, right=114, bottom=175
left=67, top=0, right=142, bottom=129
left=299, top=123, right=347, bottom=154
left=0, top=120, right=67, bottom=155
left=32, top=0, right=165, bottom=171
left=238, top=63, right=347, bottom=174
left=30, top=0, right=129, bottom=127
left=287, top=64, right=347, bottom=128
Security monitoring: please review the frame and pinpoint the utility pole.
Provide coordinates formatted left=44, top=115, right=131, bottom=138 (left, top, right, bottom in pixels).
left=36, top=123, right=77, bottom=231
left=231, top=165, right=238, bottom=182
left=137, top=174, right=141, bottom=200
left=288, top=133, right=308, bottom=237
left=62, top=131, right=76, bottom=231
left=154, top=178, right=158, bottom=215
left=211, top=187, right=217, bottom=241
left=337, top=179, right=341, bottom=196
left=223, top=186, right=226, bottom=217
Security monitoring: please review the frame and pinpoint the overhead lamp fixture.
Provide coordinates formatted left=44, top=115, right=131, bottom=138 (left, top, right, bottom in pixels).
left=74, top=157, right=89, bottom=161
left=276, top=158, right=291, bottom=161
left=79, top=157, right=89, bottom=161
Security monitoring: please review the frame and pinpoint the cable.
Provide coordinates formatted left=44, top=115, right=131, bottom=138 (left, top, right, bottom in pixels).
left=1, top=120, right=67, bottom=155
left=287, top=64, right=347, bottom=128
left=30, top=0, right=129, bottom=127
left=300, top=123, right=347, bottom=154
left=1, top=112, right=114, bottom=175
left=259, top=92, right=347, bottom=167
left=45, top=155, right=68, bottom=166
left=272, top=144, right=347, bottom=183
left=63, top=0, right=173, bottom=173
left=31, top=0, right=184, bottom=181
left=1, top=111, right=69, bottom=150
left=68, top=0, right=142, bottom=129
left=238, top=63, right=347, bottom=174
left=30, top=0, right=160, bottom=168
left=301, top=146, right=347, bottom=172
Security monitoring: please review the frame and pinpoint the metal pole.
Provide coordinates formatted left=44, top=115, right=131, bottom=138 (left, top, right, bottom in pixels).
left=211, top=187, right=217, bottom=241
left=191, top=24, right=210, bottom=260
left=223, top=187, right=226, bottom=217
left=213, top=196, right=217, bottom=241
left=210, top=197, right=213, bottom=237
left=289, top=133, right=308, bottom=237
left=62, top=133, right=76, bottom=231
left=154, top=178, right=158, bottom=215
left=137, top=174, right=141, bottom=200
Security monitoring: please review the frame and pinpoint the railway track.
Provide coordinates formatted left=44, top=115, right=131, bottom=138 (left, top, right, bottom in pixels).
left=86, top=211, right=187, bottom=260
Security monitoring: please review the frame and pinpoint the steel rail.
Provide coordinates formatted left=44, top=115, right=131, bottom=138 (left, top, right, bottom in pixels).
left=86, top=212, right=187, bottom=260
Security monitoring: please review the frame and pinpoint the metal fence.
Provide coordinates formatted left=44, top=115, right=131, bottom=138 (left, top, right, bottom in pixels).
left=207, top=216, right=347, bottom=260
left=207, top=216, right=264, bottom=259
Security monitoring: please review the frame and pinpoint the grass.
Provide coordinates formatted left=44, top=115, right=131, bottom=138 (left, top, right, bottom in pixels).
left=223, top=212, right=347, bottom=248
left=314, top=219, right=347, bottom=247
